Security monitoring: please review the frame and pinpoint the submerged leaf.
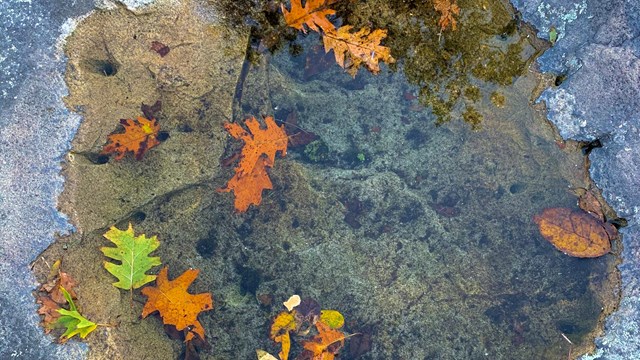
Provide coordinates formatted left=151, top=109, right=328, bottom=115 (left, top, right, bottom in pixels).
left=301, top=321, right=348, bottom=360
left=270, top=311, right=298, bottom=360
left=141, top=267, right=213, bottom=341
left=319, top=310, right=344, bottom=329
left=218, top=116, right=288, bottom=212
left=256, top=349, right=279, bottom=360
left=102, top=116, right=161, bottom=160
left=533, top=207, right=615, bottom=258
left=101, top=223, right=162, bottom=290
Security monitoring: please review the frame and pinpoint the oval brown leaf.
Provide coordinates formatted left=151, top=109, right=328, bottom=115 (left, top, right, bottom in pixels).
left=533, top=207, right=613, bottom=258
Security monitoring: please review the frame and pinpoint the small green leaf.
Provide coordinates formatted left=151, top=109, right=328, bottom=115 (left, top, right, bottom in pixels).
left=101, top=223, right=162, bottom=290
left=55, top=286, right=98, bottom=342
left=319, top=309, right=344, bottom=329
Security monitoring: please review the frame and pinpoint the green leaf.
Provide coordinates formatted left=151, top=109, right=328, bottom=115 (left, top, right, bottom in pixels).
left=55, top=286, right=98, bottom=342
left=101, top=223, right=162, bottom=290
left=319, top=309, right=345, bottom=329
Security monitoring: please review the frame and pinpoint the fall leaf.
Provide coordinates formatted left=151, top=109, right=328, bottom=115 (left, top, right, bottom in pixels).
left=300, top=321, right=348, bottom=360
left=283, top=294, right=302, bottom=312
left=101, top=223, right=162, bottom=290
left=37, top=295, right=62, bottom=331
left=55, top=286, right=98, bottom=342
left=270, top=311, right=298, bottom=360
left=576, top=187, right=606, bottom=221
left=218, top=116, right=288, bottom=212
left=281, top=0, right=337, bottom=34
left=40, top=268, right=78, bottom=304
left=257, top=349, right=279, bottom=360
left=150, top=41, right=170, bottom=57
left=434, top=0, right=461, bottom=31
left=141, top=266, right=213, bottom=342
left=319, top=310, right=344, bottom=329
left=102, top=116, right=161, bottom=160
left=36, top=262, right=78, bottom=331
left=322, top=25, right=395, bottom=76
left=533, top=207, right=616, bottom=258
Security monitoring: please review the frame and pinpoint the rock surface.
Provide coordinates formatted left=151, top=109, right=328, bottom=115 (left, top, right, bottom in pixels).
left=512, top=0, right=640, bottom=358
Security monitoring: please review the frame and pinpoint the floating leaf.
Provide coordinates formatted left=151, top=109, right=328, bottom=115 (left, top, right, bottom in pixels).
left=102, top=116, right=161, bottom=160
left=434, top=0, right=461, bottom=31
left=533, top=207, right=615, bottom=258
left=319, top=310, right=344, bottom=329
left=101, top=223, right=162, bottom=290
left=55, top=286, right=98, bottom=343
left=322, top=26, right=395, bottom=77
left=281, top=0, right=336, bottom=34
left=141, top=266, right=213, bottom=341
left=218, top=116, right=288, bottom=212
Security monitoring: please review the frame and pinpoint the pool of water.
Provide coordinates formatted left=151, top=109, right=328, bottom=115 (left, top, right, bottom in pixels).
left=33, top=0, right=620, bottom=359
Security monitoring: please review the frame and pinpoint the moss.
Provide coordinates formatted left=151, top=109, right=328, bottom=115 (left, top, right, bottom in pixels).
left=491, top=91, right=506, bottom=108
left=464, top=86, right=481, bottom=102
left=341, top=0, right=536, bottom=124
left=462, top=106, right=483, bottom=129
left=303, top=139, right=330, bottom=163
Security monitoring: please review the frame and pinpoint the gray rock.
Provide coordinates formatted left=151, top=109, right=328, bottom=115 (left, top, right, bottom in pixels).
left=512, top=0, right=640, bottom=358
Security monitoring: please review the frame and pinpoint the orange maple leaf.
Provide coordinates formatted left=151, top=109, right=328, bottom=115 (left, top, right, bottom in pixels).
left=102, top=116, right=161, bottom=160
left=322, top=25, right=395, bottom=77
left=281, top=0, right=337, bottom=34
left=301, top=321, right=348, bottom=360
left=434, top=0, right=460, bottom=31
left=141, top=266, right=213, bottom=342
left=218, top=116, right=288, bottom=212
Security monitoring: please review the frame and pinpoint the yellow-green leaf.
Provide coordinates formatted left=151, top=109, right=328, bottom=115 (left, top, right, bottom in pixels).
left=320, top=309, right=344, bottom=329
left=55, top=286, right=98, bottom=342
left=101, top=223, right=162, bottom=289
left=270, top=311, right=297, bottom=360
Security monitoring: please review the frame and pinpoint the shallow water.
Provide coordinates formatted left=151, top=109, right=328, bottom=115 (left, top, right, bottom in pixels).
left=34, top=1, right=620, bottom=359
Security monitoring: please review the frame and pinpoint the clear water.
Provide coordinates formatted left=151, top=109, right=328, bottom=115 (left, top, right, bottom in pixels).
left=34, top=1, right=620, bottom=359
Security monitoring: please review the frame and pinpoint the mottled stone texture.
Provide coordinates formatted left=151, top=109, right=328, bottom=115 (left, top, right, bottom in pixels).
left=0, top=0, right=94, bottom=357
left=512, top=0, right=640, bottom=358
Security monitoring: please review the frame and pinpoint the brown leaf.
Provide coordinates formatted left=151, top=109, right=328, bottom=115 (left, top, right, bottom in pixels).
left=533, top=207, right=614, bottom=258
left=36, top=296, right=62, bottom=332
left=577, top=188, right=605, bottom=221
left=151, top=41, right=170, bottom=57
left=141, top=267, right=213, bottom=342
left=36, top=266, right=78, bottom=331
